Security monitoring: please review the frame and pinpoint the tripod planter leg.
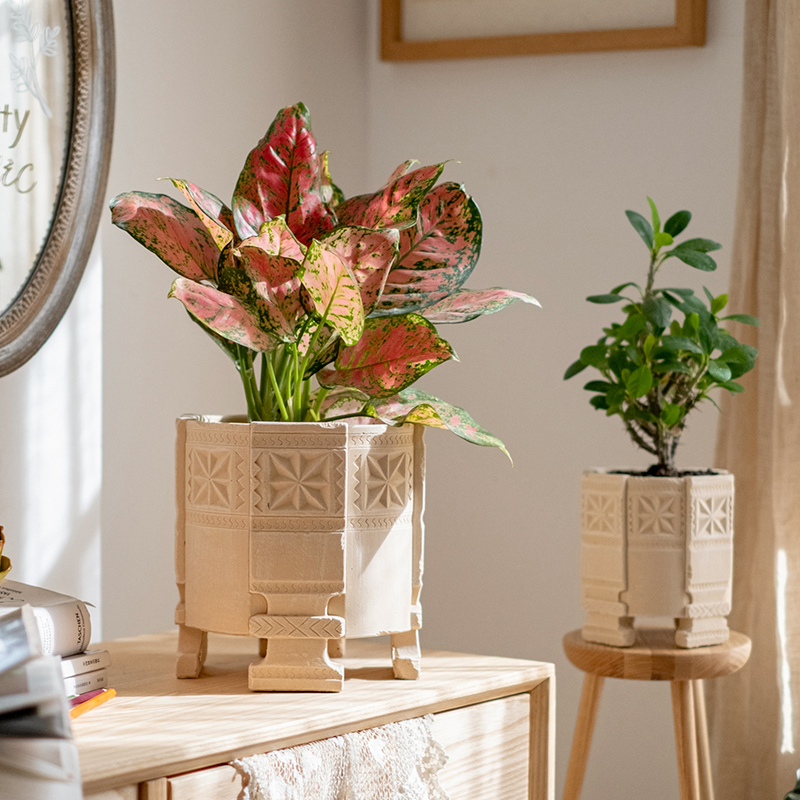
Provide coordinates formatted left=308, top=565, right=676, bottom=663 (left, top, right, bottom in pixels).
left=391, top=629, right=421, bottom=679
left=563, top=672, right=605, bottom=800
left=176, top=624, right=207, bottom=678
left=692, top=680, right=714, bottom=800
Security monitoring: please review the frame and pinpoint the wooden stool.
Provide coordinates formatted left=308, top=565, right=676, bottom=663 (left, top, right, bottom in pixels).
left=562, top=628, right=751, bottom=800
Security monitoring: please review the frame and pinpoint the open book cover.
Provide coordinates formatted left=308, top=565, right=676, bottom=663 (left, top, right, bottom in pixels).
left=0, top=581, right=91, bottom=657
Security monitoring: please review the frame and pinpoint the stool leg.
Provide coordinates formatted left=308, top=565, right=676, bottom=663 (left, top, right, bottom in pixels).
left=563, top=673, right=605, bottom=800
left=692, top=680, right=714, bottom=800
left=671, top=680, right=701, bottom=800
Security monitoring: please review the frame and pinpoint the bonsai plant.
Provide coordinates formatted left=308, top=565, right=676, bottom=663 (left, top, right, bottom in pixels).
left=110, top=102, right=538, bottom=690
left=565, top=199, right=758, bottom=648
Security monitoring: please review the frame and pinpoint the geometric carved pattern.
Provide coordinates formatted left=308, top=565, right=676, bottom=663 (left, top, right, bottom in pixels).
left=356, top=451, right=411, bottom=512
left=631, top=493, right=682, bottom=537
left=692, top=495, right=731, bottom=538
left=187, top=448, right=247, bottom=511
left=581, top=492, right=620, bottom=535
left=248, top=614, right=344, bottom=639
left=685, top=601, right=732, bottom=618
left=267, top=450, right=333, bottom=511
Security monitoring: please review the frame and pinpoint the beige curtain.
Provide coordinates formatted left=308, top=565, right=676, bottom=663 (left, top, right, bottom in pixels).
left=707, top=0, right=800, bottom=795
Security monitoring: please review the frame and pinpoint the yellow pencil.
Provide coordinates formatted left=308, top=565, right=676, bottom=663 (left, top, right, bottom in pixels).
left=70, top=688, right=116, bottom=720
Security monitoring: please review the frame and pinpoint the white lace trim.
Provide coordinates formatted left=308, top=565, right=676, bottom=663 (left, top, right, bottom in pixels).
left=233, top=714, right=449, bottom=800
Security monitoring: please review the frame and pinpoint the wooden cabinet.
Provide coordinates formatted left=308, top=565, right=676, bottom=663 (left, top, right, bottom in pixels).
left=76, top=632, right=554, bottom=799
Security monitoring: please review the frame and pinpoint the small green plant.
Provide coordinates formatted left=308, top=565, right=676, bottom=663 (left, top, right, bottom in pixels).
left=565, top=198, right=759, bottom=476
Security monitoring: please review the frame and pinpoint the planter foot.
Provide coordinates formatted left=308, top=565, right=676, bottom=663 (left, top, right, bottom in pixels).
left=582, top=614, right=635, bottom=647
left=391, top=630, right=421, bottom=679
left=176, top=624, right=207, bottom=678
left=248, top=637, right=344, bottom=692
left=676, top=617, right=730, bottom=648
left=328, top=638, right=345, bottom=658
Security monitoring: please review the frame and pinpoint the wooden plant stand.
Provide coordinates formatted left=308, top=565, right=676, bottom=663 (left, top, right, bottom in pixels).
left=562, top=627, right=751, bottom=800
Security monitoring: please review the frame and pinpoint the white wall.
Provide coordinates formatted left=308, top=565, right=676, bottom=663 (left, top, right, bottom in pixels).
left=366, top=2, right=745, bottom=798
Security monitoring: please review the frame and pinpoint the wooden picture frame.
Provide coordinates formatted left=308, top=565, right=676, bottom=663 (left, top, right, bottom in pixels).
left=381, top=0, right=706, bottom=61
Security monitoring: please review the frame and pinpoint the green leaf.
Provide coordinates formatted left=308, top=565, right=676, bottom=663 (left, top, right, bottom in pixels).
left=608, top=350, right=630, bottom=377
left=677, top=238, right=722, bottom=253
left=608, top=384, right=627, bottom=406
left=683, top=313, right=700, bottom=334
left=669, top=320, right=682, bottom=336
left=663, top=210, right=691, bottom=237
left=652, top=360, right=692, bottom=375
left=590, top=395, right=609, bottom=410
left=707, top=360, right=732, bottom=382
left=720, top=380, right=745, bottom=393
left=643, top=334, right=657, bottom=359
left=564, top=359, right=588, bottom=380
left=580, top=344, right=608, bottom=368
left=670, top=248, right=718, bottom=271
left=611, top=282, right=643, bottom=295
left=660, top=335, right=703, bottom=354
left=625, top=210, right=654, bottom=248
left=625, top=365, right=653, bottom=398
left=618, top=314, right=647, bottom=341
left=698, top=318, right=720, bottom=355
left=647, top=197, right=661, bottom=234
left=661, top=403, right=682, bottom=427
left=654, top=231, right=674, bottom=249
left=583, top=380, right=614, bottom=392
left=720, top=313, right=760, bottom=326
left=643, top=296, right=672, bottom=328
left=711, top=293, right=729, bottom=314
left=587, top=293, right=626, bottom=304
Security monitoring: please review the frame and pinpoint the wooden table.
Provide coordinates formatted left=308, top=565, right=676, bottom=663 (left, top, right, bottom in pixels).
left=75, top=632, right=555, bottom=800
left=562, top=628, right=751, bottom=800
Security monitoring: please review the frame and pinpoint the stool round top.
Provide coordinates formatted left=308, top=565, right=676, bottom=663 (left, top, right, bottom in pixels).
left=563, top=628, right=751, bottom=681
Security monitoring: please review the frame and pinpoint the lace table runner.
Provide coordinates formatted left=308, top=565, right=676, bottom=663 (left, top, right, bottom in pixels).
left=233, top=714, right=449, bottom=800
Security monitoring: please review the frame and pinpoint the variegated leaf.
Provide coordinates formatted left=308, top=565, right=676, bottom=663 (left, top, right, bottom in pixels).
left=421, top=287, right=540, bottom=323
left=317, top=315, right=455, bottom=398
left=242, top=217, right=306, bottom=261
left=110, top=192, right=219, bottom=281
left=374, top=182, right=482, bottom=316
left=315, top=386, right=370, bottom=416
left=162, top=178, right=235, bottom=250
left=336, top=160, right=444, bottom=230
left=231, top=103, right=335, bottom=245
left=169, top=278, right=276, bottom=351
left=317, top=227, right=399, bottom=316
left=218, top=265, right=295, bottom=342
left=368, top=388, right=508, bottom=454
left=301, top=240, right=365, bottom=345
left=320, top=151, right=345, bottom=208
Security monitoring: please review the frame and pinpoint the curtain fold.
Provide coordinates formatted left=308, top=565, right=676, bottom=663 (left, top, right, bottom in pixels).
left=707, top=0, right=800, bottom=795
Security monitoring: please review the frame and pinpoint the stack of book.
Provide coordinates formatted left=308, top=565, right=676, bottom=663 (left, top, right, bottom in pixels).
left=0, top=580, right=112, bottom=709
left=0, top=605, right=82, bottom=799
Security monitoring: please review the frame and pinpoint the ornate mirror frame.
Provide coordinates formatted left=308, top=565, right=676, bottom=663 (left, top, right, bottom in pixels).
left=0, top=0, right=115, bottom=376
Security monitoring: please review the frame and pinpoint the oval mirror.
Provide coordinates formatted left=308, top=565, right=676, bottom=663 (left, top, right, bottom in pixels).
left=0, top=0, right=114, bottom=376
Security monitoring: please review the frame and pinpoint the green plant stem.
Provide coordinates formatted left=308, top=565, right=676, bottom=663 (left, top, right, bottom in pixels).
left=266, top=356, right=290, bottom=421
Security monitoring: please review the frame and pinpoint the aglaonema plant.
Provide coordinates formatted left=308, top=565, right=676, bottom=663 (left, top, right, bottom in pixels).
left=110, top=103, right=538, bottom=455
left=564, top=198, right=759, bottom=476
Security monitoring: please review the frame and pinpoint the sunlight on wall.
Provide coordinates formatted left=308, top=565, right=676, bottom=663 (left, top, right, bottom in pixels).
left=777, top=548, right=795, bottom=754
left=17, top=242, right=102, bottom=634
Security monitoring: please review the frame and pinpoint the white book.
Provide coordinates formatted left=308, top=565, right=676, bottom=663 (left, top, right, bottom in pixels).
left=63, top=667, right=108, bottom=699
left=60, top=648, right=110, bottom=679
left=0, top=581, right=91, bottom=657
left=0, top=656, right=65, bottom=716
left=0, top=605, right=42, bottom=674
left=0, top=738, right=82, bottom=800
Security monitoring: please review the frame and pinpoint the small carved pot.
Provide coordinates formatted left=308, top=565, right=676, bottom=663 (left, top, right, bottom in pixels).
left=174, top=415, right=425, bottom=691
left=580, top=468, right=734, bottom=648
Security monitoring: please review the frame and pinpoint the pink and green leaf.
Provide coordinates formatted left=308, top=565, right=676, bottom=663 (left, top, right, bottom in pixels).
left=374, top=182, right=482, bottom=316
left=169, top=278, right=277, bottom=352
left=320, top=151, right=345, bottom=209
left=317, top=227, right=399, bottom=316
left=161, top=178, right=235, bottom=251
left=336, top=160, right=445, bottom=230
left=232, top=103, right=334, bottom=245
left=109, top=192, right=219, bottom=281
left=242, top=217, right=306, bottom=261
left=421, top=287, right=540, bottom=323
left=317, top=315, right=455, bottom=398
left=316, top=386, right=370, bottom=416
left=367, top=388, right=508, bottom=455
left=301, top=240, right=365, bottom=345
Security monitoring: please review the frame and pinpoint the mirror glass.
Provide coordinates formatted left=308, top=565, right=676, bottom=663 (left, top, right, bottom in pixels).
left=0, top=0, right=70, bottom=315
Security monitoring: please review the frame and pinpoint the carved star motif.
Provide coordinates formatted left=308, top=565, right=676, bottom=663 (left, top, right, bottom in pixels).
left=582, top=494, right=618, bottom=534
left=695, top=496, right=730, bottom=537
left=269, top=452, right=331, bottom=511
left=635, top=494, right=680, bottom=537
left=364, top=452, right=410, bottom=510
left=189, top=449, right=233, bottom=508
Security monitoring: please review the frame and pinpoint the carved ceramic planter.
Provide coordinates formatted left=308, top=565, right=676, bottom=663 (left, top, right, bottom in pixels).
left=174, top=415, right=425, bottom=692
left=580, top=469, right=734, bottom=649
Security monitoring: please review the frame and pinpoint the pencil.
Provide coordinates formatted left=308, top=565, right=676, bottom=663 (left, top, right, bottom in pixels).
left=70, top=688, right=116, bottom=719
